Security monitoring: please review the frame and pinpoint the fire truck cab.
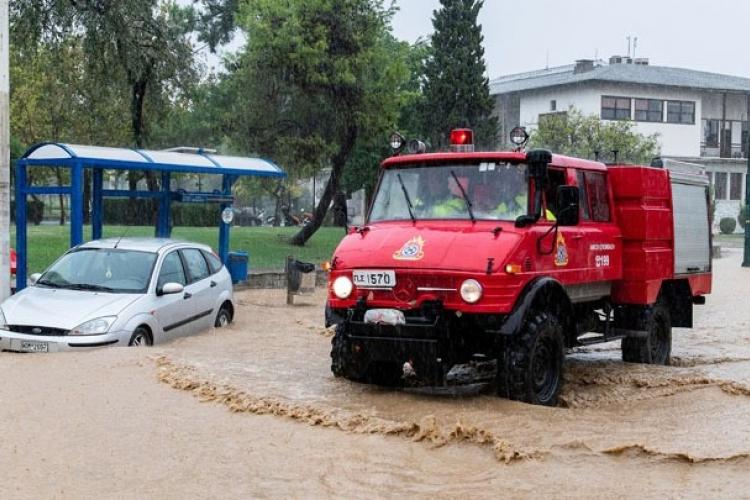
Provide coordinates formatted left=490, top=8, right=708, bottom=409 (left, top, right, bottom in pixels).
left=325, top=130, right=711, bottom=406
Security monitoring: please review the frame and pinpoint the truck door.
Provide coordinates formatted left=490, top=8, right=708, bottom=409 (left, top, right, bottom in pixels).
left=576, top=170, right=621, bottom=287
left=539, top=167, right=586, bottom=283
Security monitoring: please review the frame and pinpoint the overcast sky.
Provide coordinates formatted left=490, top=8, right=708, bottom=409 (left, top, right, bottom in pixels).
left=391, top=0, right=750, bottom=79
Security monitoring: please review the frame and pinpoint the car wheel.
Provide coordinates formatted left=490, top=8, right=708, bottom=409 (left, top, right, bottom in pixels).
left=128, top=326, right=152, bottom=347
left=215, top=306, right=232, bottom=327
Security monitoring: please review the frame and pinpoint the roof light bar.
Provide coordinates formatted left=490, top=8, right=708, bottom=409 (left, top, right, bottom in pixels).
left=450, top=129, right=474, bottom=152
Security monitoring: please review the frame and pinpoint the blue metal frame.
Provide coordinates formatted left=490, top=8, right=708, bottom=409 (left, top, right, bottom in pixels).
left=14, top=143, right=285, bottom=290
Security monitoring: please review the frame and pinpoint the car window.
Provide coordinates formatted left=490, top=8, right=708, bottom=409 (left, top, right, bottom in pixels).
left=202, top=250, right=223, bottom=274
left=584, top=172, right=611, bottom=222
left=182, top=248, right=210, bottom=283
left=157, top=251, right=187, bottom=289
left=576, top=170, right=591, bottom=221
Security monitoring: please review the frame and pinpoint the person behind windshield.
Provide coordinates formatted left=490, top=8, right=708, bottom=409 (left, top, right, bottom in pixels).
left=430, top=175, right=470, bottom=218
left=474, top=168, right=527, bottom=220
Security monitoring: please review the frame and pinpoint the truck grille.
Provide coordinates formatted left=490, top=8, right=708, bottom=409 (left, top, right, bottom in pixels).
left=366, top=274, right=456, bottom=303
left=6, top=325, right=69, bottom=336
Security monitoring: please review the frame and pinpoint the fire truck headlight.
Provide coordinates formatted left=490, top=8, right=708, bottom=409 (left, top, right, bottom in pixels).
left=459, top=279, right=483, bottom=304
left=333, top=276, right=354, bottom=299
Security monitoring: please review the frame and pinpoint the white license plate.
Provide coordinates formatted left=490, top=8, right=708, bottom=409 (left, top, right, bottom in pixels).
left=21, top=341, right=48, bottom=353
left=353, top=270, right=397, bottom=289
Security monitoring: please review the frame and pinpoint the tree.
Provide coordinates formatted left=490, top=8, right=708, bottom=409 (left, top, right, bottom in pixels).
left=235, top=0, right=408, bottom=245
left=421, top=0, right=497, bottom=149
left=528, top=108, right=660, bottom=164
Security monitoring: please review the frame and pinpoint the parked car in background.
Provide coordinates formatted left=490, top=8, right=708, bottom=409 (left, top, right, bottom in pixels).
left=0, top=238, right=234, bottom=352
left=10, top=248, right=16, bottom=275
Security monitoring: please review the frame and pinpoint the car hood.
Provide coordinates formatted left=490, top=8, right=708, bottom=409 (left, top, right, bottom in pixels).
left=1, top=288, right=141, bottom=330
left=333, top=222, right=523, bottom=272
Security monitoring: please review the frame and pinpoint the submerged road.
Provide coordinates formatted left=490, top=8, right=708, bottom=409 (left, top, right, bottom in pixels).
left=1, top=250, right=749, bottom=498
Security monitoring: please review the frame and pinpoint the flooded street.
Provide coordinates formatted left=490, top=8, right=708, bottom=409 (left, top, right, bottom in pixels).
left=2, top=250, right=750, bottom=498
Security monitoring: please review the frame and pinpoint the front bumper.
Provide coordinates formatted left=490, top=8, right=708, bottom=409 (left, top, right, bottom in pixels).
left=0, top=329, right=129, bottom=353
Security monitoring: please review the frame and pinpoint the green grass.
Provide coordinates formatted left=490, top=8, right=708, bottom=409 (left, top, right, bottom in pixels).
left=11, top=225, right=346, bottom=274
left=714, top=232, right=745, bottom=248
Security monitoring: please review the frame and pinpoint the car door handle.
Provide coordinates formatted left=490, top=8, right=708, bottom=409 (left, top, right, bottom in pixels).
left=572, top=234, right=584, bottom=240
left=183, top=292, right=192, bottom=300
left=210, top=281, right=217, bottom=288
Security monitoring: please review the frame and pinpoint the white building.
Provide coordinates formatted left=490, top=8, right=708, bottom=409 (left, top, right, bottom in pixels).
left=490, top=57, right=750, bottom=229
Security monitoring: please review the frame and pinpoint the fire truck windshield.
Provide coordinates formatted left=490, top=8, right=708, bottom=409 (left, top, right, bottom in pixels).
left=370, top=162, right=529, bottom=222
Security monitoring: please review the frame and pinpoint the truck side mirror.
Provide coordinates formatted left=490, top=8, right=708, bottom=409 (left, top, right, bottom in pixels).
left=556, top=185, right=580, bottom=226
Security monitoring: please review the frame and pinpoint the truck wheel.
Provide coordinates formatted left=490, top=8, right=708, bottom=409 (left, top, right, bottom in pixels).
left=621, top=304, right=671, bottom=365
left=330, top=324, right=365, bottom=381
left=497, top=312, right=564, bottom=406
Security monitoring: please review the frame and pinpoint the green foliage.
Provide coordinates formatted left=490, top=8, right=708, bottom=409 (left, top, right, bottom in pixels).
left=11, top=0, right=200, bottom=149
left=231, top=0, right=409, bottom=244
left=420, top=0, right=498, bottom=149
left=720, top=217, right=737, bottom=235
left=10, top=201, right=45, bottom=225
left=528, top=108, right=660, bottom=164
left=102, top=199, right=220, bottom=226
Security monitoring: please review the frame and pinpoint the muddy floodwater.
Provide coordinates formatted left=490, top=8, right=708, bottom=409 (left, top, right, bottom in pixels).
left=2, top=250, right=750, bottom=498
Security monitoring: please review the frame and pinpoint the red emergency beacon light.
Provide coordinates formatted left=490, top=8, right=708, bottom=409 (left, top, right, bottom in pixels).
left=449, top=128, right=474, bottom=152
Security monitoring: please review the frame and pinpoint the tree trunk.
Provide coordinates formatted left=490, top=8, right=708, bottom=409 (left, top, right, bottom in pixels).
left=290, top=123, right=358, bottom=245
left=55, top=168, right=66, bottom=225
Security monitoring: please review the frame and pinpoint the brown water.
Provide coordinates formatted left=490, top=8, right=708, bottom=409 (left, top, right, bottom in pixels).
left=149, top=249, right=750, bottom=496
left=2, top=250, right=749, bottom=498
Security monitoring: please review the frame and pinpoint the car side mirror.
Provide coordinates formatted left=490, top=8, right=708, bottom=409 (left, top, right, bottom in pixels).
left=556, top=185, right=580, bottom=226
left=29, top=273, right=42, bottom=285
left=158, top=282, right=184, bottom=296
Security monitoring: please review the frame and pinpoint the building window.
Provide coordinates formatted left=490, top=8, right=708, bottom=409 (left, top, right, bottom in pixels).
left=703, top=119, right=720, bottom=147
left=730, top=173, right=743, bottom=201
left=666, top=100, right=695, bottom=124
left=714, top=172, right=728, bottom=200
left=550, top=100, right=557, bottom=111
left=634, top=99, right=663, bottom=122
left=601, top=96, right=631, bottom=120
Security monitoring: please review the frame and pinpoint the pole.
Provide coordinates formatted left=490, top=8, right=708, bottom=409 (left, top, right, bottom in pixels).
left=743, top=94, right=750, bottom=266
left=0, top=0, right=11, bottom=299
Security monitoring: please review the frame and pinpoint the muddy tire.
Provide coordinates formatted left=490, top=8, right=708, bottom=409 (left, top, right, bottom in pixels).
left=621, top=304, right=671, bottom=365
left=128, top=326, right=152, bottom=347
left=330, top=324, right=365, bottom=381
left=497, top=312, right=564, bottom=406
left=215, top=305, right=232, bottom=328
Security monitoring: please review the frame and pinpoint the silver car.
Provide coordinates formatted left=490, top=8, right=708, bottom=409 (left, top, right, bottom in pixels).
left=0, top=238, right=235, bottom=352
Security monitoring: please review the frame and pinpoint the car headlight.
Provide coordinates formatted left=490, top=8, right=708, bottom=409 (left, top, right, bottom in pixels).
left=459, top=279, right=483, bottom=304
left=332, top=276, right=353, bottom=299
left=0, top=309, right=7, bottom=329
left=69, top=316, right=117, bottom=336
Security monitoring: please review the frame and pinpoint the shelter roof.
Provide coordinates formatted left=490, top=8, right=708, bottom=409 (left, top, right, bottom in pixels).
left=20, top=143, right=285, bottom=178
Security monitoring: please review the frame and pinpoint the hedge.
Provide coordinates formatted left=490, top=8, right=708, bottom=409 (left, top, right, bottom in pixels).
left=102, top=199, right=220, bottom=226
left=719, top=217, right=737, bottom=234
left=10, top=200, right=45, bottom=225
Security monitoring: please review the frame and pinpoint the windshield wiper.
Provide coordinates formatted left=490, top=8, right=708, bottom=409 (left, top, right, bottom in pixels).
left=36, top=278, right=62, bottom=288
left=396, top=173, right=417, bottom=223
left=450, top=170, right=476, bottom=222
left=67, top=283, right=115, bottom=293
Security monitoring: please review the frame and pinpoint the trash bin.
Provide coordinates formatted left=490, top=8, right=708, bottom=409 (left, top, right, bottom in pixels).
left=227, top=251, right=249, bottom=284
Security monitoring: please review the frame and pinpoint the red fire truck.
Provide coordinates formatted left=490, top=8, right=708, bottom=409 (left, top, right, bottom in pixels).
left=325, top=129, right=711, bottom=406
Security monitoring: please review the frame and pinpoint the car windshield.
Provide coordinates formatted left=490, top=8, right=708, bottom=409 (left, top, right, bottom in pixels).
left=369, top=162, right=529, bottom=222
left=37, top=248, right=157, bottom=294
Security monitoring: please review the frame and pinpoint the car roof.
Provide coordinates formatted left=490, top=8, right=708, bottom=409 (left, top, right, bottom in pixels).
left=77, top=237, right=212, bottom=254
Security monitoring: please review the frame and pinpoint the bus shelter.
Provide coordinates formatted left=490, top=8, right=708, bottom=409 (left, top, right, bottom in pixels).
left=15, top=143, right=285, bottom=290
